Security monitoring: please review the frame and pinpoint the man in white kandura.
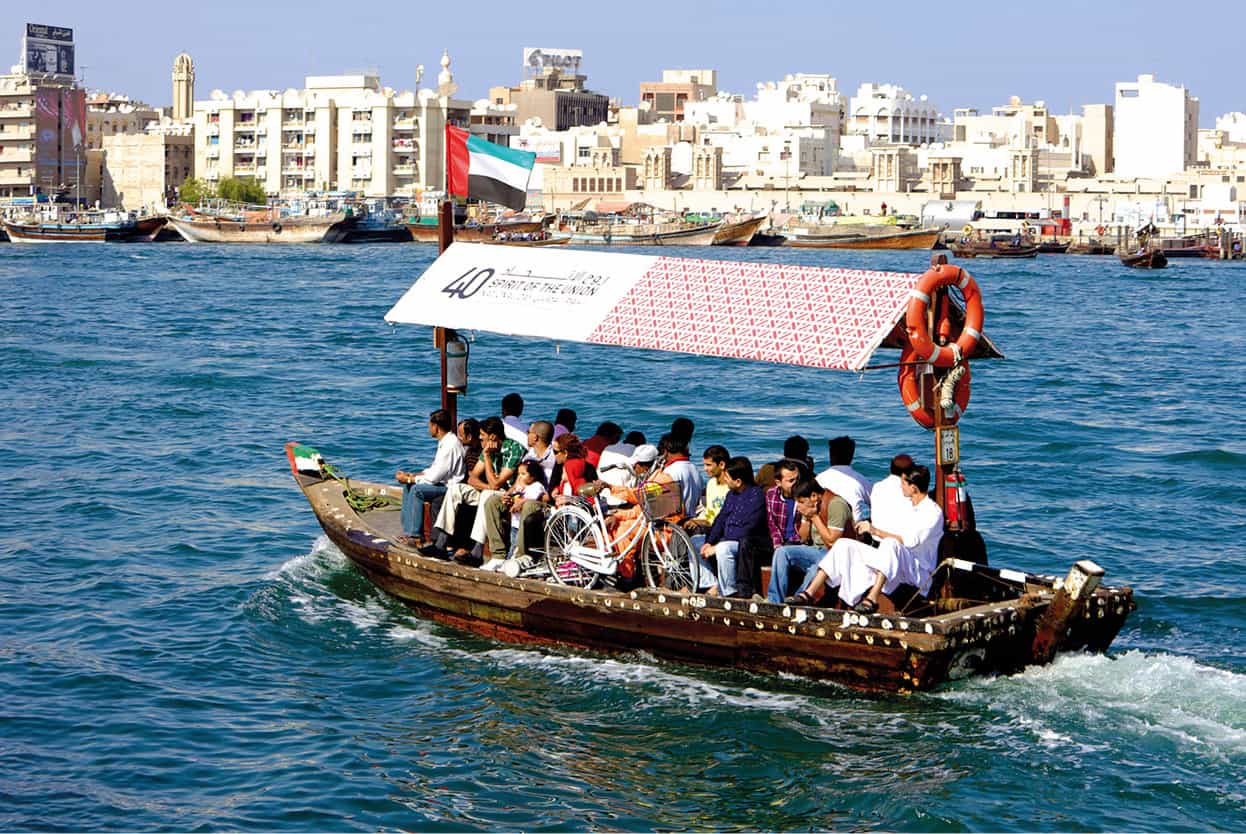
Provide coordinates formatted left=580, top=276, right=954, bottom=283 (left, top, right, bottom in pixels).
left=790, top=464, right=943, bottom=614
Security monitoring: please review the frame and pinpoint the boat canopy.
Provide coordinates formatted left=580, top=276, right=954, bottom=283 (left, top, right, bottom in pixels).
left=385, top=243, right=1001, bottom=372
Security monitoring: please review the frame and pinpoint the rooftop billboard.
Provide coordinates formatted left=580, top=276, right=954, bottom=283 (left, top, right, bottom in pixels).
left=23, top=23, right=75, bottom=77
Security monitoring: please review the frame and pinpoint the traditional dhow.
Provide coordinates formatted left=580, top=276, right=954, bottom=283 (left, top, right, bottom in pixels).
left=568, top=219, right=721, bottom=246
left=168, top=211, right=353, bottom=243
left=3, top=209, right=163, bottom=243
left=785, top=228, right=941, bottom=250
left=408, top=218, right=545, bottom=244
left=288, top=244, right=1136, bottom=694
left=711, top=215, right=767, bottom=246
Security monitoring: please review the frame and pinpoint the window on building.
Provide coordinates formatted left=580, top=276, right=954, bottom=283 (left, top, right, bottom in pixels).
left=1189, top=185, right=1198, bottom=198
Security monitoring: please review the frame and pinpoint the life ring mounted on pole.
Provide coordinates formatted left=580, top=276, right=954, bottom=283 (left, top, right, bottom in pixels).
left=905, top=263, right=984, bottom=368
left=898, top=348, right=970, bottom=429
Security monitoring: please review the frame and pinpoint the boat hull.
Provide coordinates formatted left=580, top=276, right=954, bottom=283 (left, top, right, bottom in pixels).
left=407, top=220, right=544, bottom=243
left=292, top=463, right=1134, bottom=695
left=570, top=222, right=721, bottom=246
left=484, top=234, right=571, bottom=247
left=947, top=243, right=1040, bottom=259
left=1120, top=249, right=1168, bottom=269
left=786, top=229, right=941, bottom=250
left=712, top=216, right=766, bottom=246
left=3, top=220, right=140, bottom=243
left=168, top=213, right=351, bottom=243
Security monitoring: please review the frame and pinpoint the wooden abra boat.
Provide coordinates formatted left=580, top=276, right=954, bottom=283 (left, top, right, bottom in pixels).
left=1120, top=248, right=1168, bottom=269
left=485, top=232, right=571, bottom=247
left=290, top=459, right=1133, bottom=694
left=3, top=210, right=165, bottom=243
left=947, top=240, right=1039, bottom=259
left=569, top=220, right=721, bottom=246
left=168, top=212, right=353, bottom=243
left=785, top=229, right=940, bottom=250
left=289, top=243, right=1136, bottom=694
left=408, top=218, right=545, bottom=243
left=711, top=215, right=766, bottom=246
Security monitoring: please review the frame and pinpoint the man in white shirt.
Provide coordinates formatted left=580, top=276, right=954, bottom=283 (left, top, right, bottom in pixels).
left=658, top=433, right=703, bottom=519
left=816, top=436, right=873, bottom=532
left=396, top=408, right=466, bottom=546
left=501, top=392, right=529, bottom=447
left=598, top=431, right=644, bottom=488
left=869, top=453, right=914, bottom=535
left=792, top=465, right=943, bottom=614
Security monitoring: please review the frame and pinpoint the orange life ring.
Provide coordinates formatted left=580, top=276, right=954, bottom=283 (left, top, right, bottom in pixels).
left=905, top=264, right=984, bottom=368
left=1095, top=225, right=1106, bottom=236
left=898, top=347, right=971, bottom=429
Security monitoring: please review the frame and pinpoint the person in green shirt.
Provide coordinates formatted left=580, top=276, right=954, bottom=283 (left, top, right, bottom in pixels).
left=426, top=416, right=524, bottom=559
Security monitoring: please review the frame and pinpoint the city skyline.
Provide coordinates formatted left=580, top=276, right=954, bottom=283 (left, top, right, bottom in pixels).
left=33, top=0, right=1246, bottom=126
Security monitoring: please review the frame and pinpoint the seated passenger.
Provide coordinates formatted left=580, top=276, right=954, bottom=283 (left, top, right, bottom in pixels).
left=599, top=430, right=646, bottom=490
left=481, top=461, right=549, bottom=571
left=670, top=417, right=695, bottom=447
left=692, top=456, right=767, bottom=598
left=501, top=392, right=529, bottom=446
left=682, top=444, right=730, bottom=537
left=426, top=416, right=522, bottom=558
left=657, top=433, right=703, bottom=520
left=794, top=465, right=943, bottom=613
left=757, top=436, right=815, bottom=487
left=395, top=408, right=466, bottom=547
left=765, top=460, right=806, bottom=550
left=458, top=418, right=482, bottom=474
left=551, top=433, right=595, bottom=501
left=553, top=408, right=577, bottom=440
left=582, top=421, right=623, bottom=468
left=815, top=435, right=873, bottom=534
left=869, top=454, right=913, bottom=535
left=766, top=480, right=854, bottom=603
left=473, top=421, right=556, bottom=565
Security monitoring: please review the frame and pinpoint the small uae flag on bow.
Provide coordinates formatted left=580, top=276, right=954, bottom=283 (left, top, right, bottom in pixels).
left=446, top=125, right=537, bottom=212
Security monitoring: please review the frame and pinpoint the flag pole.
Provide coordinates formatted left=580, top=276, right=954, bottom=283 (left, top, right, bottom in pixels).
left=437, top=122, right=457, bottom=426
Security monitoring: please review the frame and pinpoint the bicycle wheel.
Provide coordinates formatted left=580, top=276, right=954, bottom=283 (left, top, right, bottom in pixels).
left=543, top=505, right=605, bottom=590
left=641, top=521, right=699, bottom=592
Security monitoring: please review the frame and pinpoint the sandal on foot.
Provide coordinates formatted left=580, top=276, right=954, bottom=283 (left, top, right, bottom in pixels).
left=785, top=590, right=817, bottom=606
left=854, top=597, right=879, bottom=614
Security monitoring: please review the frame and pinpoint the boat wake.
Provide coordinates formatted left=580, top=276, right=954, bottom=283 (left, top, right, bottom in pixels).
left=940, top=650, right=1246, bottom=761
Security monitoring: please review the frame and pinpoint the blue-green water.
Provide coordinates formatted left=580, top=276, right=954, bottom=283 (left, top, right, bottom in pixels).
left=2, top=243, right=1244, bottom=832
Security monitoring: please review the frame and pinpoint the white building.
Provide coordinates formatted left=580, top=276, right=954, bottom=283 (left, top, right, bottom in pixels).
left=1113, top=73, right=1198, bottom=179
left=192, top=57, right=472, bottom=198
left=847, top=83, right=945, bottom=145
left=1214, top=112, right=1246, bottom=144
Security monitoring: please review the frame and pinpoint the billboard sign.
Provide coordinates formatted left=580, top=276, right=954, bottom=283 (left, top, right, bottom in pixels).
left=23, top=23, right=75, bottom=77
left=523, top=48, right=582, bottom=76
left=514, top=137, right=562, bottom=164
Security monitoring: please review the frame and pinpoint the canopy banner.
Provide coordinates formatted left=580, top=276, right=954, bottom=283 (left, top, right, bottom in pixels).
left=385, top=243, right=924, bottom=371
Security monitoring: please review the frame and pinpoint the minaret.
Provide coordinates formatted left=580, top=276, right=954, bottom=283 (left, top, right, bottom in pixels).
left=172, top=53, right=194, bottom=121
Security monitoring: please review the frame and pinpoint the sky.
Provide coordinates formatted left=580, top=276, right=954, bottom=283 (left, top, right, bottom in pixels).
left=24, top=0, right=1244, bottom=126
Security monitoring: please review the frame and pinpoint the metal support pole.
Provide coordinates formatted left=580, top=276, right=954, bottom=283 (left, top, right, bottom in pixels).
left=436, top=199, right=457, bottom=427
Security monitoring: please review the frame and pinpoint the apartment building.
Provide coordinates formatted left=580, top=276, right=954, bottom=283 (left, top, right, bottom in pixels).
left=639, top=69, right=717, bottom=122
left=848, top=83, right=944, bottom=145
left=193, top=72, right=470, bottom=198
left=1114, top=74, right=1198, bottom=178
left=0, top=71, right=86, bottom=200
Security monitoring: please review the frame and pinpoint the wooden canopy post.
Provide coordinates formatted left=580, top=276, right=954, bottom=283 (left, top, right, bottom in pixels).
left=436, top=199, right=457, bottom=427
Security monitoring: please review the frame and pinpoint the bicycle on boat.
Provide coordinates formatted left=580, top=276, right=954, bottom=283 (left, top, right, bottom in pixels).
left=542, top=462, right=701, bottom=592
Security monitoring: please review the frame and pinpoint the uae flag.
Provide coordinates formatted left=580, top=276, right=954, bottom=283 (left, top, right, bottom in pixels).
left=446, top=125, right=536, bottom=211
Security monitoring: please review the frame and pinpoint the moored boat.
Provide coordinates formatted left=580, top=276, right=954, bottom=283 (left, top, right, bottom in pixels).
left=785, top=228, right=941, bottom=250
left=485, top=231, right=571, bottom=246
left=711, top=215, right=766, bottom=246
left=947, top=239, right=1040, bottom=259
left=289, top=243, right=1136, bottom=694
left=408, top=218, right=545, bottom=243
left=1120, top=248, right=1168, bottom=269
left=168, top=211, right=353, bottom=243
left=568, top=220, right=721, bottom=246
left=748, top=230, right=787, bottom=247
left=3, top=208, right=161, bottom=243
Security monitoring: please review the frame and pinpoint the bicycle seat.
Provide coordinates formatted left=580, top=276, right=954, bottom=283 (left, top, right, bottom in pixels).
left=578, top=482, right=606, bottom=499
